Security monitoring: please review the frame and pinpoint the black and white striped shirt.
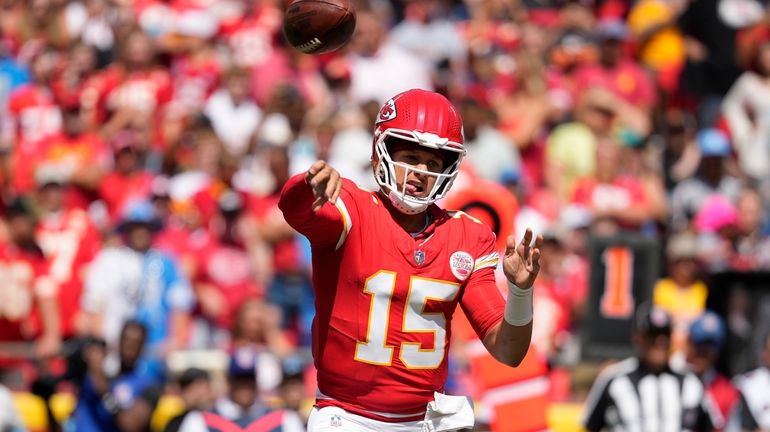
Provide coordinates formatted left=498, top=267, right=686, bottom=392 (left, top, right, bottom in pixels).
left=735, top=367, right=770, bottom=430
left=582, top=358, right=723, bottom=432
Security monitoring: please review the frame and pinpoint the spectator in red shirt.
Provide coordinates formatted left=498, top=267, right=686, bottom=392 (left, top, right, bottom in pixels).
left=50, top=42, right=100, bottom=119
left=32, top=105, right=109, bottom=210
left=0, top=197, right=60, bottom=361
left=99, top=129, right=155, bottom=225
left=4, top=49, right=62, bottom=194
left=164, top=9, right=222, bottom=137
left=571, top=139, right=652, bottom=233
left=98, top=29, right=172, bottom=151
left=34, top=166, right=101, bottom=339
left=192, top=191, right=262, bottom=344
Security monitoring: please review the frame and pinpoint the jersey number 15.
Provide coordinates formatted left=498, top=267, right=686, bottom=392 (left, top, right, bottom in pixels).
left=354, top=270, right=460, bottom=370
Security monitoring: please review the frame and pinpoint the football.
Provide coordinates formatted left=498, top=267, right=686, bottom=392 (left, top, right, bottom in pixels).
left=282, top=0, right=356, bottom=54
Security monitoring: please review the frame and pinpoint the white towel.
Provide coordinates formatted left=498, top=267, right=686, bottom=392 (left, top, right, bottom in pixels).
left=422, top=392, right=475, bottom=432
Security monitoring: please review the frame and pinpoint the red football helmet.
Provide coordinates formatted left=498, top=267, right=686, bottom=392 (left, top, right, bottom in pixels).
left=372, top=89, right=466, bottom=214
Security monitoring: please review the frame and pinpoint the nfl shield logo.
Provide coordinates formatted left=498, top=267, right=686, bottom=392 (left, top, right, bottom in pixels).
left=331, top=414, right=342, bottom=427
left=414, top=250, right=426, bottom=265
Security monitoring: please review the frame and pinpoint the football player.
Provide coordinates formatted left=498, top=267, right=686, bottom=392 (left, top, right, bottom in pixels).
left=279, top=89, right=542, bottom=431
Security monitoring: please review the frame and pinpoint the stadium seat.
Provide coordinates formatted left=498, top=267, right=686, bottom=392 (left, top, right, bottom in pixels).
left=50, top=392, right=76, bottom=425
left=13, top=392, right=48, bottom=432
left=151, top=395, right=186, bottom=432
left=546, top=403, right=586, bottom=432
left=13, top=391, right=185, bottom=432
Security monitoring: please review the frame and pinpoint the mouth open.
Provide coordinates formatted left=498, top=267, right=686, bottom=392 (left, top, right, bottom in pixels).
left=405, top=182, right=425, bottom=197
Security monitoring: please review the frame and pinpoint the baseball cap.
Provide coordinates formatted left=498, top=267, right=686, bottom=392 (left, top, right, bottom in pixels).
left=596, top=19, right=628, bottom=41
left=697, top=128, right=731, bottom=157
left=281, top=356, right=306, bottom=384
left=694, top=194, right=738, bottom=233
left=634, top=303, right=673, bottom=336
left=499, top=168, right=520, bottom=185
left=111, top=374, right=161, bottom=412
left=116, top=200, right=163, bottom=233
left=229, top=348, right=258, bottom=378
left=177, top=367, right=210, bottom=389
left=666, top=232, right=699, bottom=261
left=689, top=311, right=726, bottom=349
left=35, top=164, right=70, bottom=188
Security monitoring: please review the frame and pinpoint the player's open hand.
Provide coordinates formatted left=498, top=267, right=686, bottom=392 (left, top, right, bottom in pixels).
left=502, top=228, right=543, bottom=289
left=306, top=160, right=342, bottom=212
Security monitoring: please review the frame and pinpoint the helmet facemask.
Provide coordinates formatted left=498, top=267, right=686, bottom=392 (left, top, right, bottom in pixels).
left=373, top=128, right=465, bottom=215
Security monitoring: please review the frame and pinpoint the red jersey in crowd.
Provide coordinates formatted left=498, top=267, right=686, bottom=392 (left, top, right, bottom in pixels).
left=191, top=183, right=252, bottom=227
left=571, top=176, right=648, bottom=225
left=31, top=132, right=110, bottom=208
left=193, top=234, right=262, bottom=330
left=99, top=170, right=155, bottom=223
left=92, top=65, right=173, bottom=149
left=251, top=192, right=302, bottom=275
left=279, top=175, right=504, bottom=421
left=220, top=5, right=282, bottom=68
left=35, top=208, right=101, bottom=338
left=6, top=83, right=62, bottom=149
left=0, top=242, right=56, bottom=342
left=98, top=66, right=173, bottom=114
left=168, top=55, right=222, bottom=119
left=574, top=59, right=657, bottom=108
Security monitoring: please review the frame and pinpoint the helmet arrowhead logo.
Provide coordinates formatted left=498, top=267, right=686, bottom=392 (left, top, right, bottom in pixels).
left=376, top=99, right=397, bottom=124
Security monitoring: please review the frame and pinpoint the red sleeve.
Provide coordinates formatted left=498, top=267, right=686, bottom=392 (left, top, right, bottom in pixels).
left=571, top=178, right=594, bottom=205
left=635, top=67, right=657, bottom=108
left=154, top=70, right=173, bottom=106
left=7, top=89, right=23, bottom=114
left=460, top=227, right=504, bottom=340
left=278, top=173, right=350, bottom=249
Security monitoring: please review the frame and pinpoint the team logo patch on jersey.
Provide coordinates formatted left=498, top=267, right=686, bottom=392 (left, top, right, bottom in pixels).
left=376, top=98, right=397, bottom=124
left=450, top=251, right=474, bottom=281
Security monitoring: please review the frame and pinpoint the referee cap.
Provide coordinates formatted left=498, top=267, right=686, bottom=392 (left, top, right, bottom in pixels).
left=634, top=303, right=672, bottom=336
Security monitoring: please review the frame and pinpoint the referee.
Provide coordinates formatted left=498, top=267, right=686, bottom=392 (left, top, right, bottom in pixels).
left=583, top=303, right=723, bottom=431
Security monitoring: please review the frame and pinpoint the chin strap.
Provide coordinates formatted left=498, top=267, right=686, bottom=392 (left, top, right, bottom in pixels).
left=388, top=189, right=428, bottom=215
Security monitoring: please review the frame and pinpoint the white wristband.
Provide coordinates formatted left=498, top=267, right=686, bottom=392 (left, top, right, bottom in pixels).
left=504, top=281, right=533, bottom=326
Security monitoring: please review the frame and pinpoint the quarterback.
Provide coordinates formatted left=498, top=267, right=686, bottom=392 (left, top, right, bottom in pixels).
left=279, top=89, right=542, bottom=431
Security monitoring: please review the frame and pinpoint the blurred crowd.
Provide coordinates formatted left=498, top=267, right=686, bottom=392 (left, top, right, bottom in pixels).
left=2, top=0, right=770, bottom=430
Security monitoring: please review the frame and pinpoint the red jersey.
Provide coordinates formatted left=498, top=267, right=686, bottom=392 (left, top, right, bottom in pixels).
left=0, top=242, right=56, bottom=342
left=99, top=170, right=155, bottom=223
left=6, top=84, right=62, bottom=148
left=100, top=66, right=173, bottom=114
left=573, top=59, right=657, bottom=108
left=97, top=66, right=173, bottom=149
left=31, top=133, right=110, bottom=208
left=705, top=372, right=739, bottom=430
left=168, top=55, right=221, bottom=118
left=193, top=237, right=262, bottom=329
left=36, top=209, right=101, bottom=337
left=251, top=192, right=302, bottom=274
left=571, top=176, right=648, bottom=220
left=279, top=174, right=504, bottom=421
left=221, top=9, right=282, bottom=68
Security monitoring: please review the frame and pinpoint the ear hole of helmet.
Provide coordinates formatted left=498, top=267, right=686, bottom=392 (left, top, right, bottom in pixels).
left=375, top=158, right=391, bottom=185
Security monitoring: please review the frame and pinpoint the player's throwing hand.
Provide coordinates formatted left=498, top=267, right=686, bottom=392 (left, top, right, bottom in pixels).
left=503, top=228, right=543, bottom=289
left=305, top=160, right=343, bottom=212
